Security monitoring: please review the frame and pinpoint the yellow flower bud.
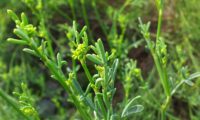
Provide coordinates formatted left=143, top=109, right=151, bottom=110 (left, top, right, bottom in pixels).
left=72, top=44, right=88, bottom=60
left=21, top=106, right=36, bottom=116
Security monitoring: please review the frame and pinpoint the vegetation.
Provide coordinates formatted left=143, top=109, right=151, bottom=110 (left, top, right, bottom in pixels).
left=1, top=0, right=200, bottom=120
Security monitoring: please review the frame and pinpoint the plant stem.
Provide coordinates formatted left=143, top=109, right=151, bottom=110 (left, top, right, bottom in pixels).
left=72, top=59, right=77, bottom=80
left=156, top=9, right=163, bottom=41
left=96, top=93, right=107, bottom=118
left=161, top=96, right=171, bottom=120
left=81, top=60, right=94, bottom=84
left=101, top=63, right=112, bottom=119
left=155, top=1, right=171, bottom=119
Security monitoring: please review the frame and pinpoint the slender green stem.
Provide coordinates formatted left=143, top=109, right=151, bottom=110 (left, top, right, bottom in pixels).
left=154, top=1, right=171, bottom=119
left=161, top=96, right=171, bottom=120
left=103, top=65, right=112, bottom=117
left=81, top=60, right=94, bottom=84
left=156, top=9, right=163, bottom=41
left=96, top=94, right=107, bottom=119
left=155, top=0, right=170, bottom=97
left=72, top=59, right=77, bottom=80
left=153, top=53, right=170, bottom=96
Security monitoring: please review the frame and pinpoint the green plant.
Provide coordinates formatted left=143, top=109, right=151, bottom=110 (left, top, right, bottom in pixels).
left=0, top=88, right=29, bottom=120
left=139, top=0, right=200, bottom=119
left=1, top=0, right=200, bottom=119
left=7, top=10, right=144, bottom=120
left=13, top=83, right=40, bottom=120
left=121, top=59, right=144, bottom=101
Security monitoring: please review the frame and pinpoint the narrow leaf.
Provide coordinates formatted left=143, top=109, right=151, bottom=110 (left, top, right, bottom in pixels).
left=184, top=80, right=194, bottom=86
left=79, top=26, right=87, bottom=37
left=21, top=12, right=28, bottom=25
left=95, top=78, right=103, bottom=87
left=86, top=54, right=103, bottom=65
left=57, top=53, right=62, bottom=68
left=7, top=38, right=27, bottom=45
left=186, top=72, right=200, bottom=81
left=14, top=29, right=29, bottom=41
left=96, top=93, right=107, bottom=118
left=121, top=96, right=142, bottom=118
left=82, top=32, right=88, bottom=46
left=121, top=105, right=144, bottom=117
left=90, top=45, right=98, bottom=54
left=184, top=72, right=200, bottom=86
left=23, top=48, right=38, bottom=56
left=97, top=39, right=106, bottom=63
left=110, top=59, right=119, bottom=82
left=7, top=9, right=19, bottom=21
